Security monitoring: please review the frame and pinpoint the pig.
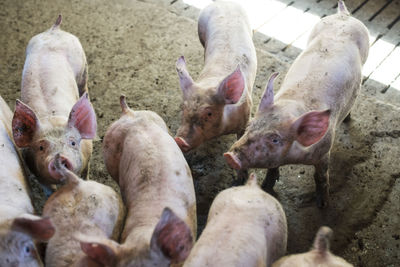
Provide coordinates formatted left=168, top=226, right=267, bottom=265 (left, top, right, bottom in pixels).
left=174, top=1, right=257, bottom=152
left=43, top=154, right=125, bottom=267
left=11, top=15, right=97, bottom=188
left=272, top=226, right=352, bottom=267
left=77, top=95, right=196, bottom=266
left=224, top=0, right=369, bottom=207
left=0, top=95, right=55, bottom=266
left=184, top=173, right=287, bottom=267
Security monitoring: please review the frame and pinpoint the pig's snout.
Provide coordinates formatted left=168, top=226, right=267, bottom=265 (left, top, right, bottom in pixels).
left=48, top=156, right=73, bottom=179
left=175, top=137, right=191, bottom=152
left=224, top=152, right=242, bottom=170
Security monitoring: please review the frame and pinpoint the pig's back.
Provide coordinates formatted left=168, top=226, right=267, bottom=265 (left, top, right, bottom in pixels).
left=21, top=28, right=85, bottom=118
left=44, top=181, right=123, bottom=266
left=184, top=186, right=286, bottom=267
left=0, top=97, right=32, bottom=220
left=276, top=14, right=369, bottom=119
left=119, top=116, right=196, bottom=242
left=198, top=1, right=256, bottom=89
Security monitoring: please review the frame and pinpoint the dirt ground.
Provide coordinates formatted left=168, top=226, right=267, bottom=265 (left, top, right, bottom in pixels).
left=0, top=0, right=399, bottom=266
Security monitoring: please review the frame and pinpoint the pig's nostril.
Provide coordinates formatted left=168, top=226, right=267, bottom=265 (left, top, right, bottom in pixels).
left=61, top=159, right=72, bottom=170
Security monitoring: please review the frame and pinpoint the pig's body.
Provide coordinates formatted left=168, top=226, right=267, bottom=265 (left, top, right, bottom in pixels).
left=12, top=15, right=96, bottom=186
left=0, top=96, right=55, bottom=266
left=184, top=173, right=287, bottom=267
left=43, top=158, right=125, bottom=267
left=79, top=96, right=196, bottom=266
left=272, top=226, right=352, bottom=267
left=225, top=1, right=369, bottom=207
left=175, top=1, right=257, bottom=152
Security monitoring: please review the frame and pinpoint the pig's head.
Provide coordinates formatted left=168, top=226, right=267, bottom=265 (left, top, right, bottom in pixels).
left=174, top=56, right=245, bottom=152
left=0, top=215, right=55, bottom=267
left=12, top=93, right=96, bottom=185
left=79, top=207, right=193, bottom=267
left=224, top=73, right=330, bottom=170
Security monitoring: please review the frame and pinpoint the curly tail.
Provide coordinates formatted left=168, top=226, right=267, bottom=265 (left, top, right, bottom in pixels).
left=313, top=226, right=333, bottom=254
left=338, top=1, right=350, bottom=15
left=52, top=14, right=62, bottom=30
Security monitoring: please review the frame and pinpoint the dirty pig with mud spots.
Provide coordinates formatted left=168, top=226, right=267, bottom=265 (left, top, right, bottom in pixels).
left=0, top=95, right=55, bottom=267
left=42, top=154, right=125, bottom=267
left=224, top=0, right=369, bottom=208
left=82, top=96, right=196, bottom=266
left=174, top=1, right=257, bottom=152
left=183, top=173, right=287, bottom=267
left=11, top=15, right=96, bottom=190
left=272, top=226, right=353, bottom=267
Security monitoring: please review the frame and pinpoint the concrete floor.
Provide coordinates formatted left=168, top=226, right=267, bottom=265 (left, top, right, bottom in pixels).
left=0, top=0, right=399, bottom=266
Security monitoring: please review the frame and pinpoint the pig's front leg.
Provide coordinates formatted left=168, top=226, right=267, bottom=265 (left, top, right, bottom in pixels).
left=261, top=167, right=280, bottom=192
left=234, top=169, right=248, bottom=186
left=314, top=153, right=330, bottom=208
left=343, top=112, right=351, bottom=123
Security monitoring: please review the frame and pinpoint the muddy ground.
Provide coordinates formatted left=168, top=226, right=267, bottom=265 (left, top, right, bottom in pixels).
left=0, top=0, right=399, bottom=266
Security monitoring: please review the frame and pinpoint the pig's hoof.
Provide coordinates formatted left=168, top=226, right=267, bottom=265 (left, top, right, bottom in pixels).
left=231, top=178, right=244, bottom=186
left=343, top=113, right=351, bottom=123
left=316, top=194, right=329, bottom=208
left=261, top=178, right=276, bottom=192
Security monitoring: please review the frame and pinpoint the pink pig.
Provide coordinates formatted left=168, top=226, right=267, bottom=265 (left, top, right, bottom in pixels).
left=224, top=1, right=369, bottom=207
left=0, top=95, right=55, bottom=266
left=272, top=226, right=353, bottom=267
left=184, top=173, right=287, bottom=267
left=174, top=1, right=257, bottom=152
left=78, top=96, right=196, bottom=266
left=11, top=15, right=96, bottom=187
left=42, top=154, right=125, bottom=267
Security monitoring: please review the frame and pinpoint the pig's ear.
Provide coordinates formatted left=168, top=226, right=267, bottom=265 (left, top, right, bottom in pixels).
left=67, top=93, right=97, bottom=139
left=258, top=72, right=278, bottom=111
left=176, top=56, right=194, bottom=98
left=80, top=239, right=118, bottom=266
left=12, top=100, right=40, bottom=148
left=12, top=216, right=55, bottom=241
left=150, top=207, right=193, bottom=264
left=291, top=110, right=331, bottom=147
left=217, top=66, right=245, bottom=104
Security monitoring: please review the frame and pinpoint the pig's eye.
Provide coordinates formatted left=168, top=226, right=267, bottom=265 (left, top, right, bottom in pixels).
left=269, top=134, right=282, bottom=145
left=23, top=244, right=33, bottom=257
left=39, top=146, right=44, bottom=151
left=69, top=139, right=77, bottom=147
left=207, top=112, right=212, bottom=117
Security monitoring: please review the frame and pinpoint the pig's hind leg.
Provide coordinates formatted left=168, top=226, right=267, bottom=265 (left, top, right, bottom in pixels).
left=261, top=167, right=280, bottom=192
left=343, top=112, right=351, bottom=123
left=314, top=153, right=330, bottom=208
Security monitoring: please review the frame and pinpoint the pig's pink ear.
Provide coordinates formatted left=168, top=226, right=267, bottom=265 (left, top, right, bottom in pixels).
left=176, top=56, right=194, bottom=98
left=67, top=93, right=97, bottom=139
left=291, top=110, right=331, bottom=147
left=12, top=100, right=40, bottom=148
left=258, top=72, right=278, bottom=111
left=217, top=66, right=245, bottom=104
left=150, top=207, right=193, bottom=264
left=80, top=240, right=118, bottom=266
left=12, top=216, right=55, bottom=241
